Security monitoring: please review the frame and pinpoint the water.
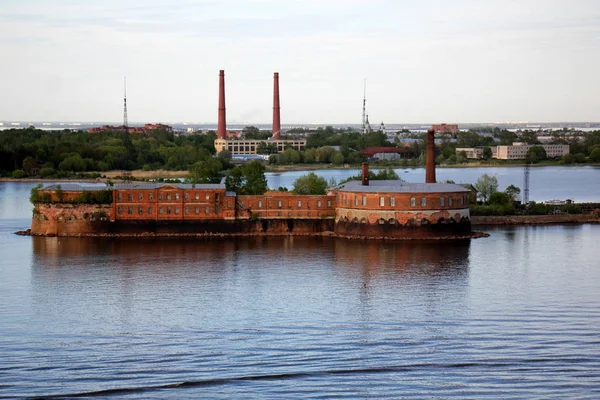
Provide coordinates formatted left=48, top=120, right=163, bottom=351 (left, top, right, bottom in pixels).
left=1, top=168, right=600, bottom=398
left=267, top=165, right=600, bottom=202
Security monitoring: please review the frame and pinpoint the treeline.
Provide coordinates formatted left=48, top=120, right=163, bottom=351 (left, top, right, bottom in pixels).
left=0, top=127, right=217, bottom=178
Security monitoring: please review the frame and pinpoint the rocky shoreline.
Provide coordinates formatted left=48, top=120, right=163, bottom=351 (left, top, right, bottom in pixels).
left=471, top=214, right=600, bottom=225
left=15, top=228, right=489, bottom=241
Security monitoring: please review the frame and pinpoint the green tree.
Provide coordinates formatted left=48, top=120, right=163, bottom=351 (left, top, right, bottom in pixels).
left=504, top=184, right=521, bottom=202
left=292, top=172, right=328, bottom=195
left=482, top=146, right=493, bottom=159
left=474, top=174, right=498, bottom=203
left=519, top=131, right=540, bottom=145
left=22, top=156, right=36, bottom=175
left=225, top=160, right=268, bottom=195
left=187, top=157, right=223, bottom=184
left=589, top=148, right=600, bottom=162
left=332, top=152, right=345, bottom=165
left=526, top=146, right=547, bottom=163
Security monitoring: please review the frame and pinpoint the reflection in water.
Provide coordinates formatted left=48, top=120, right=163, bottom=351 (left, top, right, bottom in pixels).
left=31, top=236, right=471, bottom=327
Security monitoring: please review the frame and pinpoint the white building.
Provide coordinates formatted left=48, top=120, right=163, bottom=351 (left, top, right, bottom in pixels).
left=495, top=143, right=570, bottom=160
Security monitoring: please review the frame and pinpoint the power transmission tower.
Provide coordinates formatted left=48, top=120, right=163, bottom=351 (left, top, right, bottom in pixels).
left=361, top=79, right=366, bottom=135
left=123, top=77, right=128, bottom=130
left=523, top=162, right=530, bottom=204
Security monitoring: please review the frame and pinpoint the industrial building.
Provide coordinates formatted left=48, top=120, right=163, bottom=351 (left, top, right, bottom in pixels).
left=213, top=71, right=307, bottom=155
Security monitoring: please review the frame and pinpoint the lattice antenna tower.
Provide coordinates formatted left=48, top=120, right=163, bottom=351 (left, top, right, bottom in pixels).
left=123, top=77, right=128, bottom=129
left=361, top=79, right=366, bottom=135
left=523, top=162, right=530, bottom=204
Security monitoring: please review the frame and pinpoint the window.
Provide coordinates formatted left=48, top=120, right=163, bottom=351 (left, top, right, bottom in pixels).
left=421, top=197, right=426, bottom=206
left=258, top=200, right=263, bottom=208
left=449, top=197, right=453, bottom=207
left=327, top=200, right=332, bottom=207
left=118, top=193, right=123, bottom=201
left=185, top=207, right=189, bottom=215
left=460, top=196, right=464, bottom=206
left=138, top=193, right=143, bottom=200
left=138, top=207, right=143, bottom=214
left=195, top=193, right=199, bottom=200
left=410, top=197, right=416, bottom=207
left=175, top=193, right=179, bottom=200
left=278, top=200, right=283, bottom=208
left=158, top=193, right=163, bottom=200
left=205, top=207, right=209, bottom=214
left=440, top=197, right=445, bottom=207
left=149, top=193, right=153, bottom=200
left=355, top=196, right=359, bottom=206
left=159, top=207, right=164, bottom=214
left=195, top=207, right=200, bottom=214
left=148, top=207, right=153, bottom=214
left=128, top=194, right=133, bottom=201
left=184, top=193, right=189, bottom=200
left=390, top=197, right=396, bottom=207
left=167, top=193, right=171, bottom=200
left=118, top=207, right=123, bottom=214
left=380, top=197, right=385, bottom=207
left=205, top=194, right=210, bottom=200
left=167, top=207, right=171, bottom=215
left=298, top=200, right=302, bottom=208
left=175, top=207, right=180, bottom=214
left=362, top=196, right=367, bottom=206
left=317, top=200, right=322, bottom=207
left=128, top=207, right=133, bottom=214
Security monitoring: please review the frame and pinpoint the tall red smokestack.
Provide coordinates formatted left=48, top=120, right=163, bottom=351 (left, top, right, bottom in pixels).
left=272, top=72, right=281, bottom=140
left=361, top=162, right=369, bottom=186
left=217, top=70, right=226, bottom=140
left=425, top=129, right=436, bottom=183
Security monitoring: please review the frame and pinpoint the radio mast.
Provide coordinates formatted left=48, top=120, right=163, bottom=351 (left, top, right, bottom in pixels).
left=123, top=77, right=128, bottom=130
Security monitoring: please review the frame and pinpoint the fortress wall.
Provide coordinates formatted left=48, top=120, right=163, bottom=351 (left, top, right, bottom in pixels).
left=31, top=204, right=112, bottom=236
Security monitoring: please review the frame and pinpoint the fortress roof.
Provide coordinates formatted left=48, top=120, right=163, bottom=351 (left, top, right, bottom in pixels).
left=331, top=180, right=470, bottom=194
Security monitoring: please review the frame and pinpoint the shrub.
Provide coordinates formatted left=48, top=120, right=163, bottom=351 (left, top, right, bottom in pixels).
left=11, top=169, right=26, bottom=179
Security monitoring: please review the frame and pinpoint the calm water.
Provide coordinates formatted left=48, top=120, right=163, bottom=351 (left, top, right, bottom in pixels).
left=1, top=168, right=600, bottom=398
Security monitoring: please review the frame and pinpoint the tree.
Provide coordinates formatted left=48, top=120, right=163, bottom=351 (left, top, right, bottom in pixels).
left=225, top=160, right=268, bottom=195
left=22, top=156, right=36, bottom=175
left=526, top=146, right=547, bottom=163
left=474, top=174, right=498, bottom=203
left=519, top=131, right=540, bottom=145
left=482, top=146, right=493, bottom=159
left=292, top=172, right=328, bottom=195
left=590, top=148, right=600, bottom=162
left=504, top=184, right=521, bottom=202
left=332, top=152, right=345, bottom=165
left=187, top=157, right=223, bottom=184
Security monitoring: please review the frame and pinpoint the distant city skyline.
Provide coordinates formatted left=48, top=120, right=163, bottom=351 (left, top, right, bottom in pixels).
left=1, top=0, right=599, bottom=124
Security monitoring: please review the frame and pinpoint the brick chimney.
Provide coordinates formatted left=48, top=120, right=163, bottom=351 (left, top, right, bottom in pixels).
left=361, top=162, right=369, bottom=186
left=425, top=129, right=436, bottom=183
left=217, top=70, right=226, bottom=140
left=272, top=72, right=281, bottom=140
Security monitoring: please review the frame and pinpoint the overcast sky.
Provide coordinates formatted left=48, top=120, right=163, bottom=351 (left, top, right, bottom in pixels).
left=1, top=0, right=599, bottom=124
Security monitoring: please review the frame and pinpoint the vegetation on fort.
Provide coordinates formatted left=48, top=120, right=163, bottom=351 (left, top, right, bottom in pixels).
left=292, top=173, right=329, bottom=195
left=30, top=184, right=113, bottom=205
left=469, top=174, right=583, bottom=216
left=224, top=161, right=269, bottom=195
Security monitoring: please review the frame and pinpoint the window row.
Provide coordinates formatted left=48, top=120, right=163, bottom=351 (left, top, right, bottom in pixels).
left=117, top=192, right=217, bottom=201
left=339, top=194, right=468, bottom=208
left=250, top=199, right=332, bottom=209
left=117, top=206, right=215, bottom=215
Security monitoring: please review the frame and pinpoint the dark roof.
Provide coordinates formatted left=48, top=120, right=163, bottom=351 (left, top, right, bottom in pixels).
left=42, top=183, right=108, bottom=191
left=330, top=180, right=470, bottom=194
left=361, top=147, right=410, bottom=157
left=113, top=183, right=226, bottom=190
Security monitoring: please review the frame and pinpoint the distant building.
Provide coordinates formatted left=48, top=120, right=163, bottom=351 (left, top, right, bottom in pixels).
left=455, top=147, right=497, bottom=159
left=361, top=147, right=410, bottom=160
left=87, top=123, right=172, bottom=134
left=214, top=138, right=307, bottom=155
left=432, top=123, right=459, bottom=134
left=496, top=143, right=570, bottom=160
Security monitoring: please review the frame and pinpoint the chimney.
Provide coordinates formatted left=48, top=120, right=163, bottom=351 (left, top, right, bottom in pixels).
left=272, top=72, right=281, bottom=140
left=217, top=70, right=226, bottom=140
left=361, top=162, right=369, bottom=186
left=425, top=129, right=436, bottom=183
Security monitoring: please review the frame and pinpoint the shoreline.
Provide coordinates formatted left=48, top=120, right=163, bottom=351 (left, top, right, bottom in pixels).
left=471, top=214, right=600, bottom=226
left=1, top=163, right=598, bottom=183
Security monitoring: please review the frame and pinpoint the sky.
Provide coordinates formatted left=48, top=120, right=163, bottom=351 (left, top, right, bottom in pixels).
left=1, top=0, right=599, bottom=124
